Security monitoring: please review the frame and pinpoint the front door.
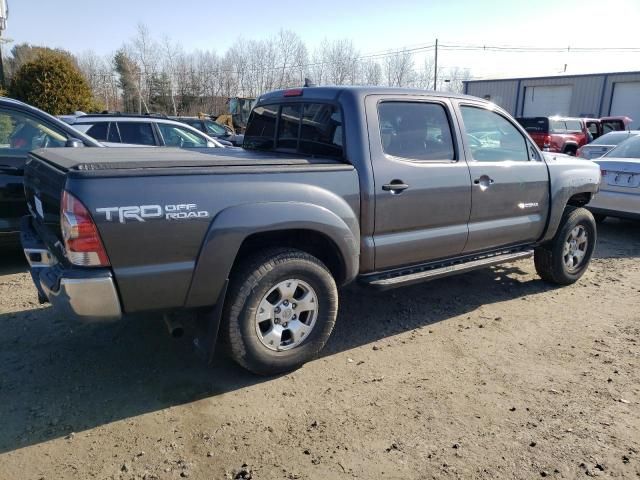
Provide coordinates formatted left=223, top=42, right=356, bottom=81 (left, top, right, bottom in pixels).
left=366, top=96, right=472, bottom=271
left=455, top=103, right=550, bottom=253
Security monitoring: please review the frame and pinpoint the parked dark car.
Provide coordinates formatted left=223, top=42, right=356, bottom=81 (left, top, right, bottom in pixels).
left=21, top=86, right=600, bottom=375
left=516, top=116, right=589, bottom=155
left=0, top=97, right=101, bottom=246
left=169, top=116, right=244, bottom=146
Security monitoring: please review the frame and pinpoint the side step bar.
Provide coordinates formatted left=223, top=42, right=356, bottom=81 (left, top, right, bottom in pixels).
left=363, top=249, right=534, bottom=290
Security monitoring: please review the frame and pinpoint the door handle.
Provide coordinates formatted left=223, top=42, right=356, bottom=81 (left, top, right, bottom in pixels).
left=382, top=180, right=409, bottom=194
left=473, top=175, right=495, bottom=190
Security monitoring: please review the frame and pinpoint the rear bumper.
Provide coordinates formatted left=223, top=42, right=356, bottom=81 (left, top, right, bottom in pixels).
left=20, top=216, right=122, bottom=322
left=588, top=190, right=640, bottom=219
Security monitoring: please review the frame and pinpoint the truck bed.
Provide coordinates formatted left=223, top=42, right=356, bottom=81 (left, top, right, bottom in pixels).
left=30, top=147, right=348, bottom=176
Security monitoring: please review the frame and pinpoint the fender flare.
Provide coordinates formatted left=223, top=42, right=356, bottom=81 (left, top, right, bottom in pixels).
left=185, top=201, right=360, bottom=308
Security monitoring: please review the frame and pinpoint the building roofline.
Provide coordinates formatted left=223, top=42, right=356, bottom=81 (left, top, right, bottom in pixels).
left=463, top=70, right=640, bottom=84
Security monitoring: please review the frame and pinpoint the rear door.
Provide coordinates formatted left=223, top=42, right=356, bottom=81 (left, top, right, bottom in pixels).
left=366, top=95, right=472, bottom=270
left=454, top=102, right=550, bottom=253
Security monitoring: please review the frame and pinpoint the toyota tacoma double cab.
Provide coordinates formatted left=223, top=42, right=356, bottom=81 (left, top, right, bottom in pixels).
left=21, top=86, right=601, bottom=375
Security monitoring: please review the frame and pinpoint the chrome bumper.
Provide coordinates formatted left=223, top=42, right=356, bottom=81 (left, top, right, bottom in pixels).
left=20, top=216, right=122, bottom=322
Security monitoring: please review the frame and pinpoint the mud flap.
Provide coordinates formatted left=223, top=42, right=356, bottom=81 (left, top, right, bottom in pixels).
left=193, top=279, right=228, bottom=364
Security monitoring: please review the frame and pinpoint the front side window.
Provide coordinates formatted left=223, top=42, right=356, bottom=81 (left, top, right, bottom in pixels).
left=116, top=122, right=155, bottom=146
left=158, top=123, right=208, bottom=148
left=378, top=102, right=455, bottom=161
left=460, top=106, right=529, bottom=162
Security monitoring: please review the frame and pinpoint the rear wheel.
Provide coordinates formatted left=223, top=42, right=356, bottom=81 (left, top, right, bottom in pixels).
left=534, top=207, right=596, bottom=285
left=223, top=248, right=338, bottom=375
left=563, top=146, right=577, bottom=156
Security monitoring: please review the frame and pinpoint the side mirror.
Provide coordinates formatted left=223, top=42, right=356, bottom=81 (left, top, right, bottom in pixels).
left=65, top=138, right=84, bottom=148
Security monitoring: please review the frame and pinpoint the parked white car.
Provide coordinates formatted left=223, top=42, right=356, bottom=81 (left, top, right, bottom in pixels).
left=589, top=135, right=640, bottom=222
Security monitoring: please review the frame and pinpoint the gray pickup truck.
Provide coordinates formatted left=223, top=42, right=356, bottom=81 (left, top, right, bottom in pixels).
left=20, top=87, right=601, bottom=375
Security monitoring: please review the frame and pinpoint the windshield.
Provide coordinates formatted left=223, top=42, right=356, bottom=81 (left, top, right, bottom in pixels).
left=605, top=135, right=640, bottom=158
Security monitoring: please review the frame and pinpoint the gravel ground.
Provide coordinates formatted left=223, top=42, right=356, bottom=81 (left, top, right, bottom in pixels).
left=0, top=218, right=639, bottom=480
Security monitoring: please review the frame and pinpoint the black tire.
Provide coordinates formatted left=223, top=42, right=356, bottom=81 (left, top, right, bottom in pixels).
left=222, top=248, right=338, bottom=375
left=593, top=213, right=607, bottom=224
left=534, top=207, right=596, bottom=285
left=563, top=146, right=577, bottom=156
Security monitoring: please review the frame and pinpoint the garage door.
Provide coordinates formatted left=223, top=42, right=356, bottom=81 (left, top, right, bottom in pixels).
left=522, top=85, right=572, bottom=117
left=610, top=82, right=640, bottom=129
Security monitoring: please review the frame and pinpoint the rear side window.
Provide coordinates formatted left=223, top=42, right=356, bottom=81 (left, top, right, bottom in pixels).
left=378, top=102, right=454, bottom=161
left=565, top=120, right=582, bottom=132
left=86, top=123, right=108, bottom=141
left=245, top=102, right=344, bottom=159
left=550, top=120, right=567, bottom=133
left=116, top=122, right=155, bottom=146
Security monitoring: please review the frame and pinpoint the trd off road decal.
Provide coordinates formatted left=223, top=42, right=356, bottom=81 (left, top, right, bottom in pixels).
left=96, top=204, right=210, bottom=223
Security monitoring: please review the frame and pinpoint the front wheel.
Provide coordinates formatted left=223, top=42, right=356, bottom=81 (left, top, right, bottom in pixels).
left=222, top=248, right=338, bottom=375
left=534, top=207, right=596, bottom=285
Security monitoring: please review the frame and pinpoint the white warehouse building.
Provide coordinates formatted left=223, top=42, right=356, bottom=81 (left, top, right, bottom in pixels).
left=463, top=71, right=640, bottom=129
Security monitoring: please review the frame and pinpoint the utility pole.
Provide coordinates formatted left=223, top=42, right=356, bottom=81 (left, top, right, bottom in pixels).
left=433, top=38, right=438, bottom=91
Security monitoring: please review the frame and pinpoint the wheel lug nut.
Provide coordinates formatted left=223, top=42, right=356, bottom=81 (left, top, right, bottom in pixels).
left=274, top=318, right=280, bottom=324
left=283, top=300, right=289, bottom=306
left=292, top=314, right=297, bottom=320
left=292, top=303, right=297, bottom=309
left=283, top=322, right=288, bottom=328
left=274, top=307, right=281, bottom=314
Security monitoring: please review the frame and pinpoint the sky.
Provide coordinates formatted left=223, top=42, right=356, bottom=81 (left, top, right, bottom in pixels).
left=3, top=0, right=640, bottom=79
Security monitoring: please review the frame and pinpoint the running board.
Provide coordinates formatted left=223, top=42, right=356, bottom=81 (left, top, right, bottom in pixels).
left=363, top=250, right=534, bottom=290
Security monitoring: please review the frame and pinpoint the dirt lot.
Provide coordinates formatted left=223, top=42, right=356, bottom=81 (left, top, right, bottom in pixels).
left=0, top=219, right=639, bottom=480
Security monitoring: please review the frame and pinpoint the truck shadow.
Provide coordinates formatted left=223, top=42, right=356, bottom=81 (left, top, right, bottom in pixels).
left=0, top=219, right=635, bottom=454
left=0, top=263, right=555, bottom=454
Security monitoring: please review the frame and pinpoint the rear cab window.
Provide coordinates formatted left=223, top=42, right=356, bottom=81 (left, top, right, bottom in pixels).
left=244, top=102, right=343, bottom=159
left=517, top=117, right=549, bottom=134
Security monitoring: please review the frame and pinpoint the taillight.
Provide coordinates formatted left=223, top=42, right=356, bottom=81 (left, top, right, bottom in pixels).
left=61, top=191, right=110, bottom=267
left=543, top=135, right=552, bottom=148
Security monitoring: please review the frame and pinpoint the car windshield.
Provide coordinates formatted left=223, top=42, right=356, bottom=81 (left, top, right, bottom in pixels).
left=605, top=135, right=640, bottom=158
left=591, top=132, right=632, bottom=146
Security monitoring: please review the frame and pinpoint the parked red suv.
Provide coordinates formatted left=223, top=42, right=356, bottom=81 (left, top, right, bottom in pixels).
left=516, top=116, right=589, bottom=155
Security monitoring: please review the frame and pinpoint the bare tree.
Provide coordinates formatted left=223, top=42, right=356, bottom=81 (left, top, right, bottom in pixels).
left=383, top=49, right=415, bottom=87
